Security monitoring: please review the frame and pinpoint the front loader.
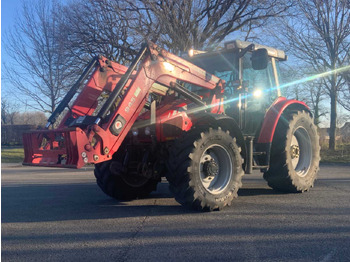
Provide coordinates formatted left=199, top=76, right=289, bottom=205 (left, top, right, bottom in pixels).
left=23, top=41, right=320, bottom=211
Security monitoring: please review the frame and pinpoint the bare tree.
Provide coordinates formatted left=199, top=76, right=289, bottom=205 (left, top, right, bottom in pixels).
left=59, top=0, right=290, bottom=68
left=308, top=80, right=328, bottom=126
left=1, top=99, right=18, bottom=125
left=3, top=0, right=76, bottom=113
left=281, top=64, right=327, bottom=126
left=1, top=98, right=46, bottom=126
left=61, top=0, right=143, bottom=64
left=275, top=0, right=350, bottom=150
left=13, top=111, right=47, bottom=126
left=2, top=0, right=291, bottom=118
left=121, top=0, right=291, bottom=53
left=338, top=73, right=350, bottom=111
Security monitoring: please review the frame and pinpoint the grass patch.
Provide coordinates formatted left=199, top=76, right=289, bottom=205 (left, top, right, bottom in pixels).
left=1, top=144, right=349, bottom=164
left=320, top=144, right=350, bottom=164
left=1, top=147, right=24, bottom=163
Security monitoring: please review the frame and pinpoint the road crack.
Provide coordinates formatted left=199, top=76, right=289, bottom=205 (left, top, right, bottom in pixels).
left=118, top=199, right=157, bottom=262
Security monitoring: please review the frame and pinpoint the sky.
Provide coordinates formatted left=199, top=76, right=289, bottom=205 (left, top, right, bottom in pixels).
left=1, top=0, right=21, bottom=32
left=1, top=0, right=23, bottom=100
left=1, top=0, right=69, bottom=100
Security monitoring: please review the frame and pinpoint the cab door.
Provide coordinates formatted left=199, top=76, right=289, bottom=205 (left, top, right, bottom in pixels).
left=240, top=53, right=277, bottom=135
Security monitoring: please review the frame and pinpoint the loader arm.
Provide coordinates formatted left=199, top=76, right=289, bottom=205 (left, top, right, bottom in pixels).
left=23, top=42, right=224, bottom=168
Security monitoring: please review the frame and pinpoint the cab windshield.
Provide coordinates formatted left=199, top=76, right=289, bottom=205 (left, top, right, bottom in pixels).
left=188, top=47, right=281, bottom=134
left=192, top=50, right=276, bottom=107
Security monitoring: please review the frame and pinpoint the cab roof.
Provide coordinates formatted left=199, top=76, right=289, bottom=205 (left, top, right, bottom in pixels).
left=190, top=40, right=287, bottom=61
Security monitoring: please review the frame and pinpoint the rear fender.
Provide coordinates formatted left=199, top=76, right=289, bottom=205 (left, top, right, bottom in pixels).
left=257, top=97, right=311, bottom=144
left=255, top=97, right=311, bottom=167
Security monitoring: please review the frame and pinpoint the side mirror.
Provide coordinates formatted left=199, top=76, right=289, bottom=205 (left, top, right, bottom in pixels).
left=251, top=48, right=268, bottom=70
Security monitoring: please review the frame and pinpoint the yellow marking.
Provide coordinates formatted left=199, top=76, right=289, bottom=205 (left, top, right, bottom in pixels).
left=134, top=87, right=141, bottom=97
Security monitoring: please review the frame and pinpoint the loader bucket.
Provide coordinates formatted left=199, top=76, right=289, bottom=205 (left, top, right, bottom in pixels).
left=23, top=128, right=88, bottom=168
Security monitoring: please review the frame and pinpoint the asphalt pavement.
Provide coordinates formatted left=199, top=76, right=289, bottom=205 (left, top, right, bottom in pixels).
left=2, top=164, right=350, bottom=261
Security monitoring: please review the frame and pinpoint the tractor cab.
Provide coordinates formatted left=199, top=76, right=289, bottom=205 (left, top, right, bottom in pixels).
left=188, top=40, right=287, bottom=136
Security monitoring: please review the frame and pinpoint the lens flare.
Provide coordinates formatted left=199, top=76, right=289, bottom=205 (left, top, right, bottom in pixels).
left=186, top=64, right=350, bottom=115
left=253, top=89, right=263, bottom=98
left=130, top=65, right=350, bottom=130
left=278, top=65, right=350, bottom=92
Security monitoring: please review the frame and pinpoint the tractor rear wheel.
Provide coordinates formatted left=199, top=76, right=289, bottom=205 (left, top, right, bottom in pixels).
left=166, top=127, right=244, bottom=211
left=94, top=150, right=159, bottom=200
left=263, top=111, right=320, bottom=192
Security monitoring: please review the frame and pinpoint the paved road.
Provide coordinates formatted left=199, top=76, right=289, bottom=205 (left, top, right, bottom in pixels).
left=2, top=164, right=350, bottom=261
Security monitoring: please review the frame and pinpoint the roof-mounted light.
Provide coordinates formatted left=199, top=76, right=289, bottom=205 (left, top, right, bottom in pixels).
left=187, top=49, right=207, bottom=57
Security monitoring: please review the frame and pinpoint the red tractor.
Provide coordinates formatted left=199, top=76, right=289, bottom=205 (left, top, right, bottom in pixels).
left=23, top=40, right=320, bottom=211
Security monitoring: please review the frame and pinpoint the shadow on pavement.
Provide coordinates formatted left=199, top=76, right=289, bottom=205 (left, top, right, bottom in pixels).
left=1, top=182, right=197, bottom=223
left=3, top=177, right=349, bottom=223
left=238, top=188, right=288, bottom=196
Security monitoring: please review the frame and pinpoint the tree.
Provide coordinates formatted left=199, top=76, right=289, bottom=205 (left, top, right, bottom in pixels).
left=3, top=0, right=291, bottom=119
left=309, top=80, right=328, bottom=126
left=58, top=0, right=291, bottom=72
left=338, top=69, right=350, bottom=111
left=13, top=111, right=47, bottom=126
left=3, top=0, right=76, bottom=114
left=281, top=64, right=328, bottom=126
left=1, top=99, right=18, bottom=125
left=1, top=98, right=46, bottom=126
left=61, top=0, right=142, bottom=64
left=276, top=0, right=350, bottom=150
left=122, top=0, right=291, bottom=53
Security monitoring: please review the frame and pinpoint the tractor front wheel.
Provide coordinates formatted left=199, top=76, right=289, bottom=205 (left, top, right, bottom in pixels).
left=166, top=127, right=244, bottom=211
left=263, top=111, right=320, bottom=192
left=94, top=151, right=159, bottom=200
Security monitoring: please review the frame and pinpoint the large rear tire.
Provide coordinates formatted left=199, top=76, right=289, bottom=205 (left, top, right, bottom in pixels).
left=94, top=149, right=159, bottom=200
left=166, top=127, right=244, bottom=211
left=263, top=111, right=320, bottom=192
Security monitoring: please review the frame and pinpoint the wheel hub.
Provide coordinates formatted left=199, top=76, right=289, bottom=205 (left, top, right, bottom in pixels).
left=290, top=127, right=312, bottom=177
left=199, top=144, right=233, bottom=195
left=290, top=144, right=300, bottom=159
left=203, top=159, right=219, bottom=179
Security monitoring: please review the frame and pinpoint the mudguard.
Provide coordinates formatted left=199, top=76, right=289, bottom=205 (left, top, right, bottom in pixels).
left=257, top=97, right=310, bottom=144
left=192, top=112, right=247, bottom=161
left=254, top=97, right=310, bottom=167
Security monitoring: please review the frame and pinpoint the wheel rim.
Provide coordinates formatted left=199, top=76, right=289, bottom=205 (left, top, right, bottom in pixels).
left=290, top=127, right=312, bottom=177
left=199, top=144, right=232, bottom=195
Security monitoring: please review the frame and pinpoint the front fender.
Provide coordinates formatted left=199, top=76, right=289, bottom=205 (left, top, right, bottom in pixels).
left=192, top=112, right=247, bottom=164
